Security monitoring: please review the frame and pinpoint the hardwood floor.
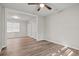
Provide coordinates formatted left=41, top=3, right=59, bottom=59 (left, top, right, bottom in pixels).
left=0, top=36, right=79, bottom=56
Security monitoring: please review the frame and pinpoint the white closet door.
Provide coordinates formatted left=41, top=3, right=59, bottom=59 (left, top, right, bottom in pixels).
left=27, top=21, right=32, bottom=37
left=27, top=18, right=38, bottom=39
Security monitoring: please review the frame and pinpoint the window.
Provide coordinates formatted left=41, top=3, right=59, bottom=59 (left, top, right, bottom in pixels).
left=7, top=22, right=20, bottom=32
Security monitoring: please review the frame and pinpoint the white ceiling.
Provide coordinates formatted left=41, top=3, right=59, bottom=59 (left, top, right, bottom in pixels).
left=0, top=3, right=78, bottom=16
left=5, top=8, right=36, bottom=21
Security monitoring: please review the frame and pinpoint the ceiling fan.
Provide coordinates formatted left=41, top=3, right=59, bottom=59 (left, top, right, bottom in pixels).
left=28, top=3, right=52, bottom=11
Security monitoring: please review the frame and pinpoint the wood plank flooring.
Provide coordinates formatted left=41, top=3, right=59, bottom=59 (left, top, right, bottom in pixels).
left=0, top=36, right=79, bottom=56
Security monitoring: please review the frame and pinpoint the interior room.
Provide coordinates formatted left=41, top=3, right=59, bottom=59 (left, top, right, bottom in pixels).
left=0, top=3, right=79, bottom=56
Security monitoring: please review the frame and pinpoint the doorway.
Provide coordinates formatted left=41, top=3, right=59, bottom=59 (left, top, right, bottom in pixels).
left=4, top=8, right=39, bottom=55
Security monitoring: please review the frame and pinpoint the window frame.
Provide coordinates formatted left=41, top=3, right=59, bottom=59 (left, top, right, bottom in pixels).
left=7, top=22, right=20, bottom=33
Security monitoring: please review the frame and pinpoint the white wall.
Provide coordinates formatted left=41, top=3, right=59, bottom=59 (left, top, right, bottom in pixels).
left=7, top=20, right=27, bottom=38
left=0, top=6, right=6, bottom=49
left=45, top=5, right=79, bottom=49
left=0, top=6, right=2, bottom=49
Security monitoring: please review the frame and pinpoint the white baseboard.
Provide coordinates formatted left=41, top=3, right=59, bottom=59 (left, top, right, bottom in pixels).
left=36, top=39, right=45, bottom=41
left=46, top=39, right=79, bottom=50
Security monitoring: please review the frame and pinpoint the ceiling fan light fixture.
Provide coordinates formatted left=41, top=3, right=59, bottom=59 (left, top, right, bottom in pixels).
left=40, top=3, right=44, bottom=8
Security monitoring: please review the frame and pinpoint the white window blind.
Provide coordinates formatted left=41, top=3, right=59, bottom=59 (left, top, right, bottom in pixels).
left=7, top=22, right=20, bottom=32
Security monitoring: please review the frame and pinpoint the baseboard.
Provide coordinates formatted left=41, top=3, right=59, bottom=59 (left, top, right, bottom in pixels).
left=36, top=39, right=45, bottom=41
left=46, top=39, right=79, bottom=50
left=8, top=36, right=28, bottom=39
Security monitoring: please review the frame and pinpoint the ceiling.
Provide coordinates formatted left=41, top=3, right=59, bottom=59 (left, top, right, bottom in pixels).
left=6, top=8, right=36, bottom=21
left=0, top=3, right=78, bottom=16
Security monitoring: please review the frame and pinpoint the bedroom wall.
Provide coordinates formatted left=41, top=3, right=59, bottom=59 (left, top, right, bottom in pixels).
left=0, top=6, right=6, bottom=49
left=0, top=6, right=2, bottom=49
left=45, top=5, right=79, bottom=49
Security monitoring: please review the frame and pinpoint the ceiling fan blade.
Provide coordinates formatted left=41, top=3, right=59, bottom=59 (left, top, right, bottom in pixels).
left=28, top=3, right=39, bottom=5
left=37, top=7, right=41, bottom=11
left=45, top=5, right=52, bottom=10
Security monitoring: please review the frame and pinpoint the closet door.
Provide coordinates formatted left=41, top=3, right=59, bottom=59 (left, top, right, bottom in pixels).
left=27, top=18, right=38, bottom=40
left=27, top=21, right=32, bottom=37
